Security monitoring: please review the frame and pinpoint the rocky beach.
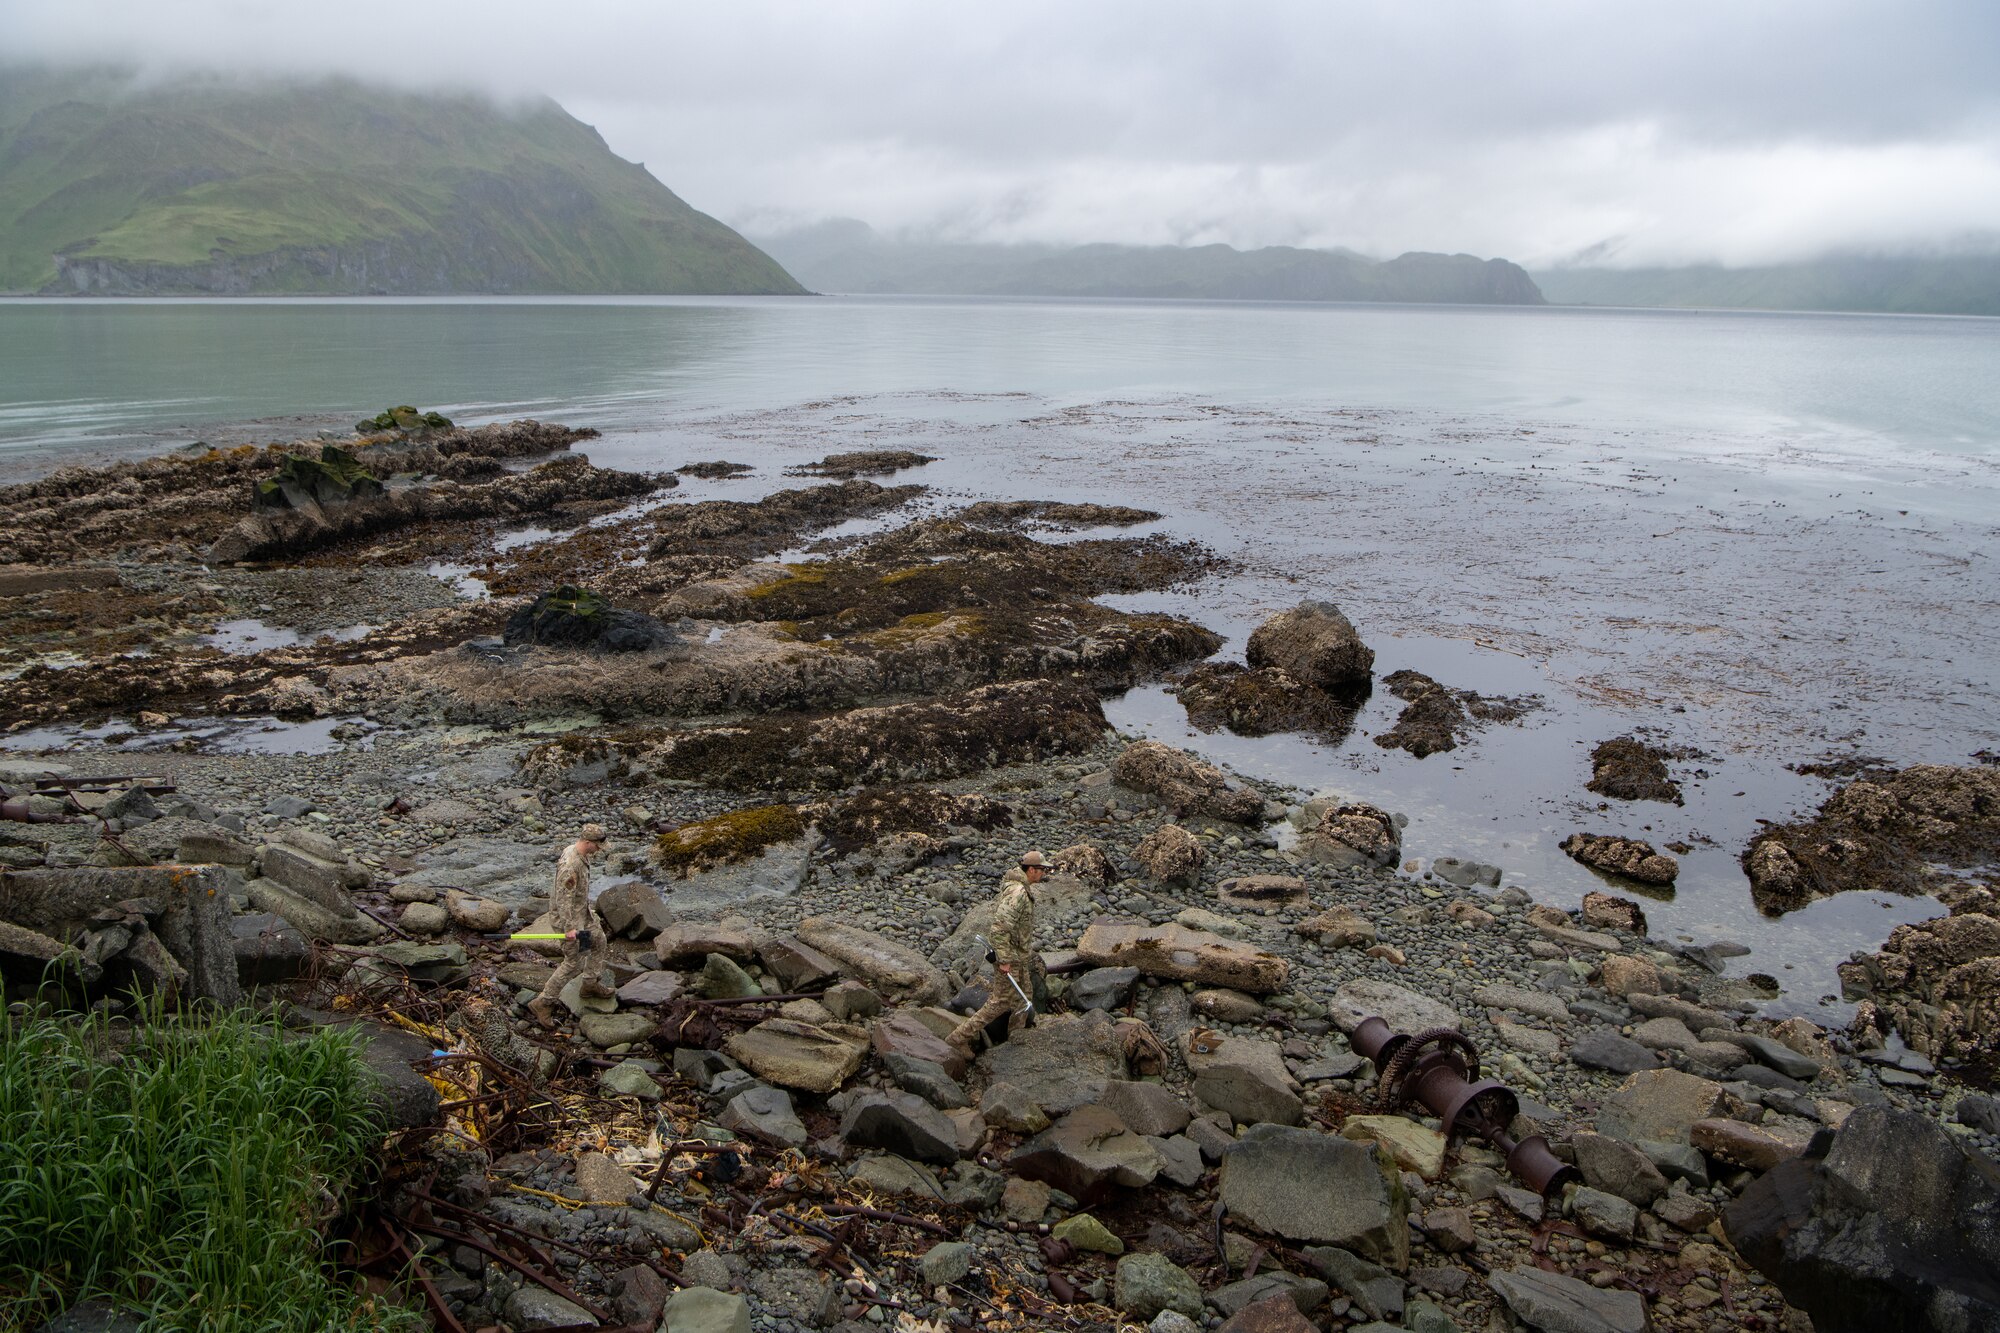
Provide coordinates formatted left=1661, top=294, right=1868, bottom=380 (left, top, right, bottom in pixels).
left=3, top=412, right=1998, bottom=1333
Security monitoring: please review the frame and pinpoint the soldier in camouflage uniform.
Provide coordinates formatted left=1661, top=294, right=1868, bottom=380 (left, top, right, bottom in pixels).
left=950, top=849, right=1047, bottom=1053
left=527, top=822, right=608, bottom=1028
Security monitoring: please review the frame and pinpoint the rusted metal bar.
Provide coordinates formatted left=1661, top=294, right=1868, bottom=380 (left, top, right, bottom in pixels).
left=378, top=1216, right=471, bottom=1333
left=1349, top=1014, right=1576, bottom=1196
left=817, top=1204, right=950, bottom=1235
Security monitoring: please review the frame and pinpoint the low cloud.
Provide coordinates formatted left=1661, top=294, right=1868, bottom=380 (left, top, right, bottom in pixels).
left=6, top=0, right=1998, bottom=266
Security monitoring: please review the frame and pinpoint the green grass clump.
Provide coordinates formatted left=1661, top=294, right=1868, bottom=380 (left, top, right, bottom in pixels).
left=0, top=1006, right=421, bottom=1332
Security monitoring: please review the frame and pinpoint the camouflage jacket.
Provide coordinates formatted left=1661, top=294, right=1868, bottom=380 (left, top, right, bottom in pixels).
left=551, top=844, right=595, bottom=934
left=989, top=874, right=1036, bottom=969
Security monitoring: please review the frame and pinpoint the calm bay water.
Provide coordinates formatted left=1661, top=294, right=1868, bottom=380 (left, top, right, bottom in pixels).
left=3, top=295, right=1997, bottom=1013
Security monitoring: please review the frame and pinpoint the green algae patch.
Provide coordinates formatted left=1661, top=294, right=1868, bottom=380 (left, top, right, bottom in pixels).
left=744, top=566, right=829, bottom=600
left=655, top=804, right=806, bottom=876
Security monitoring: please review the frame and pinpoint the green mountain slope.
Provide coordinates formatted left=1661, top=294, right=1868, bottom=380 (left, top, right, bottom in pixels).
left=753, top=219, right=1544, bottom=305
left=1531, top=255, right=2000, bottom=316
left=0, top=67, right=804, bottom=295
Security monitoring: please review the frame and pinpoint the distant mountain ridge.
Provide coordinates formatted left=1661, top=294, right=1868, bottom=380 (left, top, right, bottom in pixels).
left=1532, top=254, right=2000, bottom=316
left=752, top=219, right=1545, bottom=305
left=0, top=67, right=803, bottom=295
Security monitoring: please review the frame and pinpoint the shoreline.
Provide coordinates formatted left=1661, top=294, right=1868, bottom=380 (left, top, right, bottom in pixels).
left=3, top=415, right=1997, bottom=1329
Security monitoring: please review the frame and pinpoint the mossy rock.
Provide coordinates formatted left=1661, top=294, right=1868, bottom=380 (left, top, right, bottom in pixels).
left=355, top=405, right=454, bottom=434
left=253, top=444, right=384, bottom=510
left=655, top=804, right=807, bottom=876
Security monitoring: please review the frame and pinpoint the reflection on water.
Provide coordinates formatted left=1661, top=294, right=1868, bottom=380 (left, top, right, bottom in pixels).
left=0, top=714, right=378, bottom=755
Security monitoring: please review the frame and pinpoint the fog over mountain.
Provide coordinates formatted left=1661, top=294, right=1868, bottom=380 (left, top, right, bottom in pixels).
left=5, top=0, right=1998, bottom=272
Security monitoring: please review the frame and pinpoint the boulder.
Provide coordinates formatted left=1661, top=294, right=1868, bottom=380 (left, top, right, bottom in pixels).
left=1307, top=1246, right=1403, bottom=1320
left=1596, top=1069, right=1733, bottom=1147
left=1581, top=891, right=1648, bottom=934
left=1245, top=600, right=1374, bottom=695
left=757, top=934, right=842, bottom=991
left=595, top=881, right=673, bottom=939
left=1219, top=1124, right=1409, bottom=1269
left=1725, top=1106, right=2000, bottom=1333
left=1600, top=956, right=1664, bottom=996
left=1114, top=1252, right=1204, bottom=1321
left=723, top=1019, right=868, bottom=1092
left=1094, top=1080, right=1193, bottom=1137
left=794, top=916, right=950, bottom=1004
left=1215, top=1294, right=1317, bottom=1333
left=244, top=875, right=382, bottom=946
left=650, top=919, right=761, bottom=964
left=873, top=1010, right=970, bottom=1079
left=659, top=1286, right=751, bottom=1333
left=1211, top=1272, right=1329, bottom=1318
left=1112, top=741, right=1265, bottom=824
left=1010, top=1103, right=1163, bottom=1199
left=229, top=912, right=308, bottom=987
left=1489, top=1267, right=1648, bottom=1333
left=980, top=1011, right=1129, bottom=1114
left=1077, top=919, right=1289, bottom=993
left=615, top=970, right=684, bottom=1007
left=1298, top=803, right=1401, bottom=869
left=1190, top=1037, right=1304, bottom=1127
left=1690, top=1117, right=1808, bottom=1173
left=503, top=1288, right=597, bottom=1331
left=1327, top=978, right=1463, bottom=1036
left=1133, top=823, right=1207, bottom=885
left=1071, top=966, right=1142, bottom=1012
left=840, top=1090, right=961, bottom=1163
left=1571, top=1028, right=1663, bottom=1075
left=1341, top=1115, right=1448, bottom=1180
left=1571, top=1132, right=1669, bottom=1205
left=443, top=889, right=509, bottom=933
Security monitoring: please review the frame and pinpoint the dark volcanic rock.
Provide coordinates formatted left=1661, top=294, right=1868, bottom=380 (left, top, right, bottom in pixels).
left=1724, top=1106, right=2000, bottom=1333
left=504, top=585, right=677, bottom=653
left=1588, top=736, right=1683, bottom=803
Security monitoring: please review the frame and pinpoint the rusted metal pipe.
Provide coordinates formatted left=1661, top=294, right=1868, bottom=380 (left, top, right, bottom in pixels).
left=0, top=797, right=81, bottom=823
left=1350, top=1014, right=1576, bottom=1197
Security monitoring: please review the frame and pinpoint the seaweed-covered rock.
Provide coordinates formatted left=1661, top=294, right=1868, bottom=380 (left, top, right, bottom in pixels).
left=788, top=450, right=936, bottom=478
left=1245, top=601, right=1374, bottom=696
left=1178, top=662, right=1358, bottom=742
left=1113, top=740, right=1264, bottom=824
left=1561, top=833, right=1679, bottom=886
left=1588, top=736, right=1683, bottom=804
left=1133, top=823, right=1206, bottom=886
left=356, top=405, right=453, bottom=434
left=1745, top=764, right=2000, bottom=912
left=1372, top=671, right=1467, bottom=757
left=504, top=585, right=677, bottom=653
left=1840, top=908, right=2000, bottom=1065
left=1299, top=803, right=1401, bottom=869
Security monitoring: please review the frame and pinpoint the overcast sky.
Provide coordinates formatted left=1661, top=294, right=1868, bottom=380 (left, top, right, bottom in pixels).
left=6, top=0, right=1999, bottom=266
